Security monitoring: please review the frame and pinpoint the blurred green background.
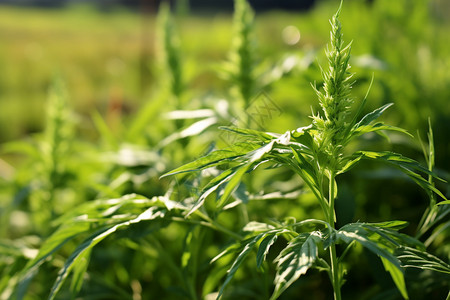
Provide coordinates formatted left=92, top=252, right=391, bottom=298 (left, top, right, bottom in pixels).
left=1, top=0, right=449, bottom=143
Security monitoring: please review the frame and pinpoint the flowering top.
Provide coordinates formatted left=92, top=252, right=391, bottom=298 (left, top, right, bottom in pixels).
left=312, top=5, right=354, bottom=164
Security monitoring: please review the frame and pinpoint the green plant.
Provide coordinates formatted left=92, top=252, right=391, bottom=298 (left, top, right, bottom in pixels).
left=2, top=78, right=76, bottom=234
left=4, top=1, right=450, bottom=300
left=164, top=2, right=449, bottom=299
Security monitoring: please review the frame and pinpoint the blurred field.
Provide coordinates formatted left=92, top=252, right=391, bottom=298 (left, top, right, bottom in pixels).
left=1, top=1, right=450, bottom=138
left=0, top=1, right=449, bottom=148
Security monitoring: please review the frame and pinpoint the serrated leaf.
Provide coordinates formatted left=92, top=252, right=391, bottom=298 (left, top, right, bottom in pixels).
left=333, top=222, right=436, bottom=299
left=335, top=229, right=402, bottom=270
left=16, top=195, right=159, bottom=299
left=216, top=234, right=263, bottom=300
left=48, top=206, right=167, bottom=300
left=271, top=231, right=323, bottom=300
left=216, top=141, right=278, bottom=209
left=215, top=227, right=287, bottom=300
left=340, top=222, right=423, bottom=250
left=256, top=234, right=279, bottom=269
left=161, top=143, right=258, bottom=178
left=336, top=223, right=404, bottom=269
left=397, top=246, right=450, bottom=274
left=186, top=168, right=237, bottom=216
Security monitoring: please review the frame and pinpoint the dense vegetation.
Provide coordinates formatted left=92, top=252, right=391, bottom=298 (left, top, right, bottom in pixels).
left=0, top=0, right=449, bottom=299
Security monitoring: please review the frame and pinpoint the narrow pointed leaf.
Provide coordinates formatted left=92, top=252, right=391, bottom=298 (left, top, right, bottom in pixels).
left=216, top=234, right=263, bottom=300
left=216, top=164, right=251, bottom=209
left=159, top=117, right=218, bottom=147
left=256, top=234, right=279, bottom=269
left=335, top=229, right=403, bottom=270
left=48, top=206, right=167, bottom=300
left=271, top=232, right=323, bottom=300
left=397, top=246, right=450, bottom=274
left=162, top=143, right=258, bottom=177
left=352, top=123, right=411, bottom=138
left=353, top=103, right=393, bottom=129
left=217, top=141, right=277, bottom=208
left=219, top=126, right=275, bottom=141
left=186, top=168, right=237, bottom=216
left=243, top=221, right=276, bottom=233
left=381, top=256, right=409, bottom=299
left=343, top=151, right=447, bottom=201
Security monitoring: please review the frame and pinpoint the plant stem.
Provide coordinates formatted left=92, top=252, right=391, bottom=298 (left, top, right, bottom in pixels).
left=328, top=171, right=341, bottom=300
left=329, top=244, right=341, bottom=300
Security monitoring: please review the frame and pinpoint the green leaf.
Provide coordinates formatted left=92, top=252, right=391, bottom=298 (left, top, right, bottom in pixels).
left=381, top=256, right=409, bottom=299
left=48, top=206, right=167, bottom=300
left=215, top=226, right=287, bottom=300
left=364, top=220, right=409, bottom=231
left=271, top=231, right=323, bottom=300
left=216, top=234, right=263, bottom=300
left=16, top=195, right=165, bottom=299
left=69, top=248, right=91, bottom=297
left=333, top=222, right=439, bottom=299
left=397, top=246, right=450, bottom=274
left=243, top=221, right=276, bottom=233
left=353, top=103, right=393, bottom=129
left=161, top=143, right=258, bottom=177
left=216, top=165, right=251, bottom=209
left=22, top=222, right=92, bottom=279
left=219, top=126, right=275, bottom=141
left=341, top=151, right=447, bottom=201
left=352, top=123, right=411, bottom=138
left=256, top=234, right=279, bottom=269
left=216, top=140, right=278, bottom=209
left=186, top=168, right=237, bottom=216
left=159, top=117, right=218, bottom=147
left=335, top=229, right=404, bottom=280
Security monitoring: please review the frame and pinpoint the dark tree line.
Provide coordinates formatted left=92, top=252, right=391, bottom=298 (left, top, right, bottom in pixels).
left=0, top=0, right=316, bottom=12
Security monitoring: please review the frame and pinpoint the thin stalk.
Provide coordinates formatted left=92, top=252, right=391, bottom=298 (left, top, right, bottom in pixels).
left=171, top=213, right=243, bottom=241
left=328, top=171, right=341, bottom=300
left=329, top=244, right=341, bottom=300
left=318, top=170, right=331, bottom=222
